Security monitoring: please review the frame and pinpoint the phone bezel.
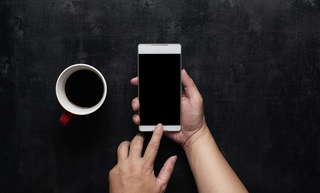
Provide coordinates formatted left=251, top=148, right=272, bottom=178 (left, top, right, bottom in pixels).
left=138, top=44, right=181, bottom=132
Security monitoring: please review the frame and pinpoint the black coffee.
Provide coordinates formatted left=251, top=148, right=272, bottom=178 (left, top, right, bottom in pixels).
left=65, top=70, right=104, bottom=108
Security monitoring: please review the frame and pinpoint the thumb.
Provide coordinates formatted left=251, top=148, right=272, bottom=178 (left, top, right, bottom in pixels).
left=156, top=156, right=177, bottom=189
left=181, top=69, right=201, bottom=99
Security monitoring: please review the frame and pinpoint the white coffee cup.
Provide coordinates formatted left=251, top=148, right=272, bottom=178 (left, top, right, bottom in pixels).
left=56, top=64, right=107, bottom=126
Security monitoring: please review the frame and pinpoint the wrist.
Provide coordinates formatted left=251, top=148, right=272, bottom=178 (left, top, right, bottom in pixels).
left=182, top=122, right=211, bottom=154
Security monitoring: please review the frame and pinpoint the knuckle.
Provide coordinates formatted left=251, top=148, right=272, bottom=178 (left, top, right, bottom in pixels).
left=108, top=168, right=113, bottom=176
left=190, top=78, right=195, bottom=86
left=128, top=164, right=137, bottom=174
left=127, top=161, right=143, bottom=175
left=109, top=166, right=117, bottom=177
left=148, top=141, right=159, bottom=152
left=192, top=95, right=203, bottom=106
left=118, top=141, right=130, bottom=151
left=187, top=75, right=195, bottom=85
left=120, top=141, right=130, bottom=147
left=166, top=165, right=174, bottom=174
left=131, top=136, right=144, bottom=146
left=159, top=183, right=168, bottom=193
left=198, top=95, right=203, bottom=104
left=142, top=163, right=152, bottom=173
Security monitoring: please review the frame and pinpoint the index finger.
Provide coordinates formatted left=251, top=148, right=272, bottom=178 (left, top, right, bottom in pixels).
left=143, top=124, right=164, bottom=166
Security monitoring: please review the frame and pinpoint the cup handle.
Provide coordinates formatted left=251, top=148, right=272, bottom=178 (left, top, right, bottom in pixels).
left=59, top=111, right=75, bottom=127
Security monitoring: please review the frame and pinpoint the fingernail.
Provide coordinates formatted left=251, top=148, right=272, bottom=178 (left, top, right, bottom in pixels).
left=171, top=155, right=177, bottom=164
left=157, top=123, right=163, bottom=130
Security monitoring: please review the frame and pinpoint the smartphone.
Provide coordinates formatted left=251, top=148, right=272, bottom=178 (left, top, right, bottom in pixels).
left=138, top=44, right=181, bottom=132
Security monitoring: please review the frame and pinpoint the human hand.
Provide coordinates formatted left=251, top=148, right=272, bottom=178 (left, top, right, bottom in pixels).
left=109, top=124, right=177, bottom=193
left=131, top=69, right=207, bottom=148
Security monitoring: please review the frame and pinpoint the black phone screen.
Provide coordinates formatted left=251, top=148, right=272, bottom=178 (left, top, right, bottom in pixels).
left=138, top=54, right=181, bottom=126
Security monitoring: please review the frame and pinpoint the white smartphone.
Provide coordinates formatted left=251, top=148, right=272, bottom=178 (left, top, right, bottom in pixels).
left=138, top=44, right=181, bottom=132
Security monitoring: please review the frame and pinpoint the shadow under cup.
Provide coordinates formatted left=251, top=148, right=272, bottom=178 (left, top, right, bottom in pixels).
left=56, top=64, right=107, bottom=126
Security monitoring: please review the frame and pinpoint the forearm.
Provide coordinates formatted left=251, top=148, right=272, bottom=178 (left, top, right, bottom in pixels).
left=183, top=125, right=248, bottom=193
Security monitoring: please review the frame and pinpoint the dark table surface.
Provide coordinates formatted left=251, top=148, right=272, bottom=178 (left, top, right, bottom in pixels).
left=1, top=0, right=320, bottom=192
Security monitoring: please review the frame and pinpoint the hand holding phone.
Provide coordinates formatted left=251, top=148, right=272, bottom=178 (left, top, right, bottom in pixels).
left=132, top=68, right=206, bottom=147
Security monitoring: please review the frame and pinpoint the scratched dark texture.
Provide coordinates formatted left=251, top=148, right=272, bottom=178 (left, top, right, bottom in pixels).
left=1, top=0, right=320, bottom=192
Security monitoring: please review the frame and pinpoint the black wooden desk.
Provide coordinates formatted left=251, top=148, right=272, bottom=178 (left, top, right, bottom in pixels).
left=1, top=1, right=320, bottom=192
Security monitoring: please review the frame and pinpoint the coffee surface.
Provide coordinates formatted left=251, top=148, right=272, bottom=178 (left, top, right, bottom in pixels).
left=65, top=70, right=103, bottom=108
